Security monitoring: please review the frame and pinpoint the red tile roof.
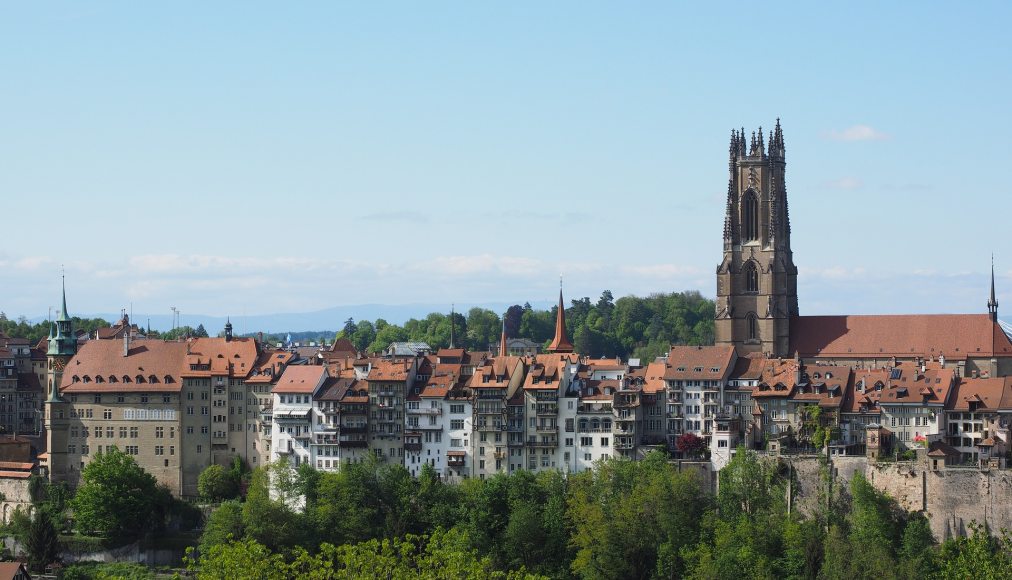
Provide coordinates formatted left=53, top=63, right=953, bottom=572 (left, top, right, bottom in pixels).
left=949, top=377, right=1007, bottom=412
left=664, top=346, right=735, bottom=380
left=62, top=340, right=189, bottom=393
left=790, top=314, right=1012, bottom=360
left=274, top=365, right=327, bottom=394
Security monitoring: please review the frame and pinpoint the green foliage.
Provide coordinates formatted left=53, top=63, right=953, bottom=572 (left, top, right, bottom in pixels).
left=71, top=446, right=158, bottom=538
left=191, top=528, right=546, bottom=579
left=62, top=561, right=156, bottom=580
left=569, top=452, right=707, bottom=579
left=335, top=290, right=714, bottom=355
left=0, top=315, right=110, bottom=343
left=190, top=453, right=1012, bottom=580
left=936, top=522, right=1012, bottom=579
left=199, top=501, right=244, bottom=556
left=198, top=464, right=238, bottom=502
left=27, top=509, right=60, bottom=572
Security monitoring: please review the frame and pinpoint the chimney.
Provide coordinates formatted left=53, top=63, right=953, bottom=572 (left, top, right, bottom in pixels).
left=123, top=332, right=130, bottom=357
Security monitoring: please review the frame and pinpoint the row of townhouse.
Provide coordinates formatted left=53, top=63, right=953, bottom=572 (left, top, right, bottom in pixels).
left=44, top=283, right=1012, bottom=497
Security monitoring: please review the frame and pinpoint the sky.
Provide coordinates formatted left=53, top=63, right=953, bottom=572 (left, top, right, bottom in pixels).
left=2, top=2, right=1011, bottom=327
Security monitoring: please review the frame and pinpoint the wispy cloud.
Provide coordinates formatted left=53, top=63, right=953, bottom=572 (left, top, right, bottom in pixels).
left=824, top=177, right=863, bottom=190
left=361, top=210, right=429, bottom=223
left=822, top=125, right=890, bottom=142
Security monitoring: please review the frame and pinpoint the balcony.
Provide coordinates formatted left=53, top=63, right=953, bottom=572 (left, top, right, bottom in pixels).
left=404, top=442, right=422, bottom=452
left=614, top=441, right=636, bottom=450
left=339, top=439, right=368, bottom=448
left=536, top=405, right=558, bottom=416
left=536, top=425, right=558, bottom=434
left=408, top=407, right=442, bottom=416
left=526, top=438, right=558, bottom=448
left=493, top=450, right=506, bottom=459
left=578, top=404, right=613, bottom=414
left=377, top=401, right=395, bottom=409
left=447, top=454, right=466, bottom=466
left=340, top=424, right=368, bottom=433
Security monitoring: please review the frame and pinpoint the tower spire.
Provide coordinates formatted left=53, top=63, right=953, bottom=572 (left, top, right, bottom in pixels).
left=989, top=256, right=999, bottom=322
left=547, top=278, right=574, bottom=353
left=58, top=268, right=69, bottom=322
left=498, top=314, right=508, bottom=358
left=449, top=304, right=455, bottom=349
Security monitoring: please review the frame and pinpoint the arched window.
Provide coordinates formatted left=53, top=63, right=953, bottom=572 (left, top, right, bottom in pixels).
left=742, top=189, right=759, bottom=242
left=746, top=312, right=759, bottom=342
left=743, top=261, right=759, bottom=294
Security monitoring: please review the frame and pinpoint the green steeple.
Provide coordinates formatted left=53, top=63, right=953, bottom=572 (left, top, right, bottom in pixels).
left=48, top=275, right=77, bottom=357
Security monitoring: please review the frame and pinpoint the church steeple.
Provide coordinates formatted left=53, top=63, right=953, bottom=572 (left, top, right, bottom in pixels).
left=989, top=257, right=999, bottom=322
left=48, top=275, right=76, bottom=357
left=547, top=280, right=574, bottom=353
left=716, top=120, right=799, bottom=357
left=498, top=315, right=508, bottom=358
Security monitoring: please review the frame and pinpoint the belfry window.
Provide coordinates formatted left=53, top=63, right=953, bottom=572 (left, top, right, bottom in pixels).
left=742, top=190, right=759, bottom=242
left=746, top=312, right=759, bottom=342
left=743, top=261, right=759, bottom=294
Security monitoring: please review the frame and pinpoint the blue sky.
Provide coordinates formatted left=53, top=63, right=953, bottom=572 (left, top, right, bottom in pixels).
left=2, top=2, right=1010, bottom=324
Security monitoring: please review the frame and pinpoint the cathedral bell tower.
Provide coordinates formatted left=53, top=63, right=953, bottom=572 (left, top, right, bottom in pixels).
left=715, top=120, right=799, bottom=357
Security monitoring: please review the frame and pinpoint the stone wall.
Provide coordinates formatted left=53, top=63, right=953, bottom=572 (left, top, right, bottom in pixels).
left=0, top=477, right=33, bottom=524
left=785, top=454, right=1012, bottom=541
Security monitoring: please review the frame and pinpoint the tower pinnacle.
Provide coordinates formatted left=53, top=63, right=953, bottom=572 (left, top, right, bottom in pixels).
left=989, top=256, right=999, bottom=322
left=547, top=283, right=574, bottom=354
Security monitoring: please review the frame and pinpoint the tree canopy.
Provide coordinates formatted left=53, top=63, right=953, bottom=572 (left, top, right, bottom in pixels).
left=71, top=446, right=158, bottom=538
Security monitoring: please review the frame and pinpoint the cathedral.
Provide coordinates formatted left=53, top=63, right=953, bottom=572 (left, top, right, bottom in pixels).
left=715, top=120, right=1012, bottom=379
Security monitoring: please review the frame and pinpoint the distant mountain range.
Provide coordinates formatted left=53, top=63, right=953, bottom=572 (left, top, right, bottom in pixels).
left=40, top=301, right=556, bottom=334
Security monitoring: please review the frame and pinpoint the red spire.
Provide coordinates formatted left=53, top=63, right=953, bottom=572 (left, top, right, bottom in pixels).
left=547, top=287, right=574, bottom=353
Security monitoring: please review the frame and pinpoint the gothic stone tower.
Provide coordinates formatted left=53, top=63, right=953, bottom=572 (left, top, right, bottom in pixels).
left=715, top=120, right=798, bottom=357
left=45, top=277, right=76, bottom=483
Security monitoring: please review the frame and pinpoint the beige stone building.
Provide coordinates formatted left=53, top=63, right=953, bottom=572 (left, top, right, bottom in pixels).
left=45, top=310, right=296, bottom=497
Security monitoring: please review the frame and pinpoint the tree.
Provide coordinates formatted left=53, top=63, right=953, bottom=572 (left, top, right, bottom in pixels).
left=676, top=433, right=706, bottom=458
left=26, top=509, right=59, bottom=573
left=466, top=308, right=501, bottom=351
left=199, top=500, right=245, bottom=556
left=187, top=537, right=291, bottom=580
left=71, top=446, right=158, bottom=538
left=569, top=453, right=707, bottom=579
left=198, top=464, right=238, bottom=502
left=193, top=323, right=210, bottom=338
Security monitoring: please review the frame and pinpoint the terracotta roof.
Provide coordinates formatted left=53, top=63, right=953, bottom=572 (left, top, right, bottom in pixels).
left=469, top=356, right=522, bottom=389
left=316, top=377, right=356, bottom=401
left=368, top=360, right=412, bottom=381
left=949, top=377, right=1006, bottom=412
left=664, top=346, right=735, bottom=380
left=0, top=461, right=33, bottom=470
left=274, top=365, right=327, bottom=394
left=182, top=337, right=259, bottom=378
left=730, top=354, right=766, bottom=381
left=329, top=338, right=357, bottom=355
left=62, top=340, right=188, bottom=393
left=790, top=314, right=1012, bottom=360
left=791, top=366, right=851, bottom=408
left=752, top=358, right=800, bottom=398
left=247, top=350, right=296, bottom=384
left=643, top=361, right=667, bottom=394
left=437, top=348, right=465, bottom=359
left=523, top=355, right=566, bottom=390
left=928, top=441, right=960, bottom=457
left=0, top=471, right=31, bottom=479
left=877, top=366, right=955, bottom=406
